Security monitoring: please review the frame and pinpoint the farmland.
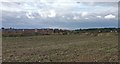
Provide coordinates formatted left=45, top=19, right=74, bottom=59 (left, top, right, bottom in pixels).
left=2, top=32, right=118, bottom=62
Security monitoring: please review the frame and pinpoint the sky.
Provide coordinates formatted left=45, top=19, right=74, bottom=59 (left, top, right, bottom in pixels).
left=0, top=0, right=119, bottom=30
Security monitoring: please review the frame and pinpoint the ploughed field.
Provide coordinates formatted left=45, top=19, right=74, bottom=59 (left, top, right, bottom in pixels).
left=2, top=32, right=118, bottom=62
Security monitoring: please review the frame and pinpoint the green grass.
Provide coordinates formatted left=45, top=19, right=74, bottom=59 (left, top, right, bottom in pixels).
left=2, top=32, right=118, bottom=62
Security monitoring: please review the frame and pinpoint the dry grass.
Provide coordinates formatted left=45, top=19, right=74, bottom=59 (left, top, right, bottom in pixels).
left=2, top=32, right=118, bottom=62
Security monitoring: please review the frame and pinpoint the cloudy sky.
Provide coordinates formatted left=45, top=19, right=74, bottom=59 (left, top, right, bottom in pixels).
left=0, top=0, right=119, bottom=29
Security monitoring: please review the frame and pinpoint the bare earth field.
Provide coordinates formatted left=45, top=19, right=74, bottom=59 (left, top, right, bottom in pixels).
left=2, top=32, right=118, bottom=62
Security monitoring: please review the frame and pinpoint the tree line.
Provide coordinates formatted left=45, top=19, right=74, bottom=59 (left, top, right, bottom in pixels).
left=1, top=27, right=119, bottom=37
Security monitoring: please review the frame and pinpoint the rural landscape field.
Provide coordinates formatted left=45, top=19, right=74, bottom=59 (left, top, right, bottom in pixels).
left=1, top=0, right=119, bottom=62
left=2, top=32, right=118, bottom=62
